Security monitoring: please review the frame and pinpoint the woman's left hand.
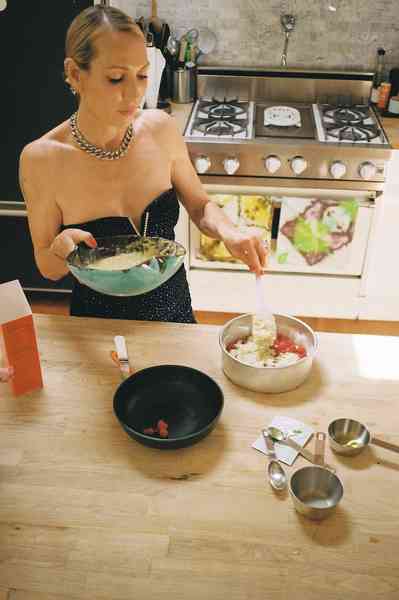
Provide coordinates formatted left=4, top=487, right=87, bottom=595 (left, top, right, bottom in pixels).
left=222, top=227, right=268, bottom=276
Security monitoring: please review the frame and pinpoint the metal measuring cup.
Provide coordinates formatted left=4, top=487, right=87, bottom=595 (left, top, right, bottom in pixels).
left=328, top=418, right=399, bottom=457
left=288, top=431, right=343, bottom=520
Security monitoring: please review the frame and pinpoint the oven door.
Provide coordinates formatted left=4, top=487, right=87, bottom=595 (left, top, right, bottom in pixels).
left=0, top=204, right=73, bottom=292
left=190, top=182, right=375, bottom=276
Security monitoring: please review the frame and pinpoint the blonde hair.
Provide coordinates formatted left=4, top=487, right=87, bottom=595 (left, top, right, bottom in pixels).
left=65, top=5, right=144, bottom=75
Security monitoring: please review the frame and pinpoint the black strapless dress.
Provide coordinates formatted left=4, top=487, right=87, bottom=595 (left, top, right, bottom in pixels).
left=62, top=188, right=196, bottom=323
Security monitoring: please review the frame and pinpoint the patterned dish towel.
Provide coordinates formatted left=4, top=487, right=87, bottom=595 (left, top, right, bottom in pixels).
left=276, top=196, right=359, bottom=268
left=199, top=194, right=273, bottom=262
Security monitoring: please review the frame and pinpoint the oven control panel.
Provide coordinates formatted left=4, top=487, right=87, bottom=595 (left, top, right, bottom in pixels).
left=189, top=144, right=389, bottom=185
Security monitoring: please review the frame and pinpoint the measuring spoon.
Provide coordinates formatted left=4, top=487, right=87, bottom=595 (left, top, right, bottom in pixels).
left=267, top=426, right=336, bottom=471
left=262, top=430, right=287, bottom=491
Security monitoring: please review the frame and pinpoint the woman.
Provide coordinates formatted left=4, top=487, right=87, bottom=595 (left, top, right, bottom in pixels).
left=19, top=5, right=266, bottom=323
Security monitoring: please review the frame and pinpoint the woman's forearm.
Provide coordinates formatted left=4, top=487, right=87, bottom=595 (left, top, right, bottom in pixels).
left=197, top=201, right=237, bottom=240
left=194, top=198, right=267, bottom=275
left=35, top=247, right=70, bottom=281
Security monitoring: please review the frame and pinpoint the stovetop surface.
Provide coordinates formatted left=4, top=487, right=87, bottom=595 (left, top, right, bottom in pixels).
left=185, top=98, right=389, bottom=147
left=255, top=102, right=316, bottom=140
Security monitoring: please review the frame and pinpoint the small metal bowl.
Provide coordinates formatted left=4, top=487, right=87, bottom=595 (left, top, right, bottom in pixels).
left=219, top=313, right=318, bottom=393
left=328, top=418, right=370, bottom=456
left=289, top=466, right=344, bottom=520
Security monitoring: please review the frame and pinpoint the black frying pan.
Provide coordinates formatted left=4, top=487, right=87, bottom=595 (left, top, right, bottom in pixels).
left=113, top=365, right=224, bottom=449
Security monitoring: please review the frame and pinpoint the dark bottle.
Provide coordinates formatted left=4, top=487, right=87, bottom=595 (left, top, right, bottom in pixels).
left=371, top=48, right=386, bottom=104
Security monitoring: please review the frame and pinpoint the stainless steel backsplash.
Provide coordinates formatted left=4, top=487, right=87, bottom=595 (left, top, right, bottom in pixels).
left=114, top=0, right=399, bottom=72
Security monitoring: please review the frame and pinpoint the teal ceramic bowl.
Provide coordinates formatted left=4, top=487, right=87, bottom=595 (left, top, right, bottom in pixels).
left=66, top=235, right=186, bottom=297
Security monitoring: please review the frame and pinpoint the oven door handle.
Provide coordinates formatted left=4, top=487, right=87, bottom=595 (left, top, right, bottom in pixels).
left=0, top=207, right=28, bottom=216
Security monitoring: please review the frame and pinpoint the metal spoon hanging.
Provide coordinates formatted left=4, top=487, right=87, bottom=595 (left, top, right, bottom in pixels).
left=280, top=14, right=296, bottom=68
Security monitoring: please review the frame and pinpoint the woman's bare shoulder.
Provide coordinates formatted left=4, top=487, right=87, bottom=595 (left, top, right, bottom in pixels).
left=138, top=108, right=179, bottom=135
left=20, top=121, right=71, bottom=170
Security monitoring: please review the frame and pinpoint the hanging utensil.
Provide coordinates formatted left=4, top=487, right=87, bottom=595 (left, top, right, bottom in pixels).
left=196, top=27, right=217, bottom=63
left=280, top=14, right=296, bottom=68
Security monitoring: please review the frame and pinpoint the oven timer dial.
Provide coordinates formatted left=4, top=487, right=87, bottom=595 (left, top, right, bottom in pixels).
left=359, top=161, right=378, bottom=180
left=291, top=156, right=308, bottom=175
left=223, top=157, right=240, bottom=175
left=264, top=155, right=282, bottom=174
left=194, top=155, right=211, bottom=174
left=330, top=161, right=347, bottom=179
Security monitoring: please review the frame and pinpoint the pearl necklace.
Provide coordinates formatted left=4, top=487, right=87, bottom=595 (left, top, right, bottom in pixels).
left=69, top=112, right=134, bottom=160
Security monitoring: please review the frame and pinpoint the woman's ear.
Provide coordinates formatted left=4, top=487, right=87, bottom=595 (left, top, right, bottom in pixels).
left=64, top=57, right=81, bottom=94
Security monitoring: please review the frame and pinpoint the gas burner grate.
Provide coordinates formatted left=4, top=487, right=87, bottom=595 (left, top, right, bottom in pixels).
left=193, top=117, right=248, bottom=137
left=198, top=97, right=247, bottom=120
left=326, top=123, right=380, bottom=142
left=323, top=104, right=370, bottom=126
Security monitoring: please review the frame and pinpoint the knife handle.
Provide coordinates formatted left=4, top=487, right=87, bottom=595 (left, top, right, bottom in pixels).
left=113, top=336, right=132, bottom=379
left=114, top=335, right=128, bottom=360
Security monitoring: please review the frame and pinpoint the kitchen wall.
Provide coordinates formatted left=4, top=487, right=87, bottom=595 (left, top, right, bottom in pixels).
left=114, top=0, right=399, bottom=72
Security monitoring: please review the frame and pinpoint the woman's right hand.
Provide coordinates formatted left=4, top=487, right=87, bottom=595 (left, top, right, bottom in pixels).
left=0, top=366, right=14, bottom=383
left=49, top=228, right=97, bottom=260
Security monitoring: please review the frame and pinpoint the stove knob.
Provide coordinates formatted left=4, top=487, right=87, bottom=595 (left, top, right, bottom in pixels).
left=194, top=155, right=211, bottom=174
left=223, top=157, right=240, bottom=175
left=359, top=161, right=377, bottom=180
left=291, top=156, right=308, bottom=175
left=264, top=155, right=282, bottom=174
left=330, top=161, right=347, bottom=179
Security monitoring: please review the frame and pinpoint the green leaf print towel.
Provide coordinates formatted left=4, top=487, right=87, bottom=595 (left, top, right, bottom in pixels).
left=276, top=197, right=359, bottom=268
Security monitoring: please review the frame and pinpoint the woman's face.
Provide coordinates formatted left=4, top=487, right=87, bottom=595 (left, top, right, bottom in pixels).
left=73, top=29, right=149, bottom=126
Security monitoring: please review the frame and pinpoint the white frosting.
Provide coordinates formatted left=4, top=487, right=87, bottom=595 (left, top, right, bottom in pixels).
left=88, top=249, right=157, bottom=271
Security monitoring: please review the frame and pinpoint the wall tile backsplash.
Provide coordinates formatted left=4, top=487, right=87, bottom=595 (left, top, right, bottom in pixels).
left=114, top=0, right=399, bottom=72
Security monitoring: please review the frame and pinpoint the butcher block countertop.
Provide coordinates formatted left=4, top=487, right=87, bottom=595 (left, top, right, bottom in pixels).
left=381, top=116, right=399, bottom=149
left=1, top=314, right=399, bottom=600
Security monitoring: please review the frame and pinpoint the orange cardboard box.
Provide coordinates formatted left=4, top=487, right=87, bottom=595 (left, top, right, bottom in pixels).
left=0, top=280, right=43, bottom=396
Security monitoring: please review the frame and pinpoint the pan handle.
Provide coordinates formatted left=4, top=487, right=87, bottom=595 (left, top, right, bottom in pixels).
left=371, top=437, right=399, bottom=454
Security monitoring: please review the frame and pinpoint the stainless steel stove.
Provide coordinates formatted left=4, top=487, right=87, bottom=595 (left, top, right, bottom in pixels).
left=184, top=68, right=392, bottom=191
